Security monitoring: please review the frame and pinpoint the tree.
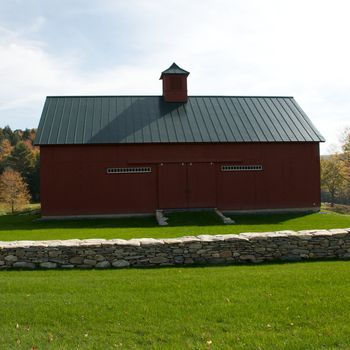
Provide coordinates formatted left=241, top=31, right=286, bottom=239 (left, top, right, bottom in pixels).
left=4, top=141, right=41, bottom=200
left=321, top=155, right=345, bottom=206
left=340, top=128, right=350, bottom=199
left=0, top=168, right=31, bottom=213
left=0, top=128, right=4, bottom=143
left=27, top=152, right=40, bottom=201
left=22, top=128, right=36, bottom=143
left=2, top=126, right=20, bottom=146
left=0, top=139, right=12, bottom=173
left=5, top=141, right=35, bottom=180
left=0, top=139, right=12, bottom=161
left=341, top=126, right=350, bottom=146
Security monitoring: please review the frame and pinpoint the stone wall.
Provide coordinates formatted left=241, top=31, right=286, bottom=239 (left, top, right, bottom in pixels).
left=1, top=229, right=350, bottom=269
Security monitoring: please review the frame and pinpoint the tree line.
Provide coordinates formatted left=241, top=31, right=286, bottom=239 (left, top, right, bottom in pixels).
left=321, top=128, right=350, bottom=205
left=0, top=126, right=39, bottom=212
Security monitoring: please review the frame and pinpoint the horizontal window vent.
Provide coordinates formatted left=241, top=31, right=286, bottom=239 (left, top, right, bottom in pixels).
left=107, top=167, right=151, bottom=174
left=221, top=165, right=263, bottom=172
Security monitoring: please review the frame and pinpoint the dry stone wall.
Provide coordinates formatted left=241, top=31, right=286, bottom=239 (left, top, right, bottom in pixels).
left=1, top=229, right=350, bottom=269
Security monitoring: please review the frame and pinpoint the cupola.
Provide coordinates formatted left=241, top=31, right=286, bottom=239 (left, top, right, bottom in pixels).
left=160, top=63, right=189, bottom=103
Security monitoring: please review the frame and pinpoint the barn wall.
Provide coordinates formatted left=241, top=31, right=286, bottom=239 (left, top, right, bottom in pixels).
left=40, top=143, right=321, bottom=216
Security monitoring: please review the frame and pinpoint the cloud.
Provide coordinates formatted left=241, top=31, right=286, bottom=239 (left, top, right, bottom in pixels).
left=0, top=0, right=349, bottom=153
left=0, top=34, right=173, bottom=133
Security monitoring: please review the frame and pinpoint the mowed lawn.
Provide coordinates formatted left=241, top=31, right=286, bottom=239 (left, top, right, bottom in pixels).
left=0, top=261, right=349, bottom=349
left=0, top=210, right=350, bottom=241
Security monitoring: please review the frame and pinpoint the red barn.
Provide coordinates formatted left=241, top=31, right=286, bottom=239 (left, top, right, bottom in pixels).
left=35, top=63, right=324, bottom=218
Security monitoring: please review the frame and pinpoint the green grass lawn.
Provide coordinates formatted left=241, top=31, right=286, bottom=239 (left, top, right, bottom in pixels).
left=0, top=210, right=349, bottom=241
left=0, top=203, right=40, bottom=215
left=0, top=261, right=349, bottom=349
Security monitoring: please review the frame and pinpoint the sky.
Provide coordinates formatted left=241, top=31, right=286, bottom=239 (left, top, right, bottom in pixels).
left=0, top=0, right=349, bottom=154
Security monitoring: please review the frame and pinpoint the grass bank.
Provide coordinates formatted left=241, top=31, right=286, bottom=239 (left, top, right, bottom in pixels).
left=1, top=261, right=350, bottom=349
left=0, top=210, right=349, bottom=241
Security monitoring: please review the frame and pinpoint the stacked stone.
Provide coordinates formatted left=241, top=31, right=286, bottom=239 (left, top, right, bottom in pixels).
left=0, top=229, right=350, bottom=269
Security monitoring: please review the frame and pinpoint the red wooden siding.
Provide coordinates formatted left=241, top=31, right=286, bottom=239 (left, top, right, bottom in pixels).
left=40, top=142, right=321, bottom=216
left=187, top=162, right=216, bottom=208
left=158, top=163, right=187, bottom=208
left=162, top=75, right=188, bottom=102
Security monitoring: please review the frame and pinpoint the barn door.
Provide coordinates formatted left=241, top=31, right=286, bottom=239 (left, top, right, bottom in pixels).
left=158, top=163, right=187, bottom=209
left=187, top=162, right=216, bottom=208
left=158, top=162, right=216, bottom=209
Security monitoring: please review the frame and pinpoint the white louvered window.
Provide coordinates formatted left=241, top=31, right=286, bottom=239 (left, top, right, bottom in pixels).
left=221, top=165, right=263, bottom=172
left=107, top=167, right=151, bottom=174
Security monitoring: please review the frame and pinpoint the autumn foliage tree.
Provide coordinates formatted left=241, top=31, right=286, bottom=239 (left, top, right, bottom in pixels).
left=0, top=128, right=40, bottom=201
left=321, top=155, right=346, bottom=206
left=0, top=139, right=11, bottom=162
left=321, top=128, right=350, bottom=205
left=340, top=128, right=350, bottom=194
left=0, top=168, right=31, bottom=213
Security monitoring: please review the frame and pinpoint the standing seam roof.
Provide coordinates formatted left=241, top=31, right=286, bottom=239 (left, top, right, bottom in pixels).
left=34, top=96, right=325, bottom=145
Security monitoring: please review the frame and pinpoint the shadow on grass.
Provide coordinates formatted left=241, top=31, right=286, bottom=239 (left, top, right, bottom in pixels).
left=228, top=212, right=312, bottom=226
left=2, top=257, right=347, bottom=273
left=166, top=211, right=223, bottom=226
left=0, top=214, right=158, bottom=231
left=0, top=210, right=318, bottom=232
left=0, top=210, right=224, bottom=231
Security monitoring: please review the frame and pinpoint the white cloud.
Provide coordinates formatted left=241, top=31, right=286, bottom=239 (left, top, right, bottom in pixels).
left=0, top=0, right=349, bottom=153
left=0, top=27, right=152, bottom=111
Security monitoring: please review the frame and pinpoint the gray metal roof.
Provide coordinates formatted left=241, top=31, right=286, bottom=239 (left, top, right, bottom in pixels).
left=160, top=63, right=190, bottom=79
left=34, top=96, right=325, bottom=145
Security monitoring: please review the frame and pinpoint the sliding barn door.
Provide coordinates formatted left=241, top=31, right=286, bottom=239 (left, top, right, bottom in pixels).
left=158, top=162, right=216, bottom=209
left=158, top=163, right=187, bottom=209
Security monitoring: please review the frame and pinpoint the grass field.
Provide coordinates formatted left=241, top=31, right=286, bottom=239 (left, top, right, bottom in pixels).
left=1, top=208, right=350, bottom=349
left=0, top=209, right=349, bottom=241
left=0, top=261, right=349, bottom=349
left=0, top=203, right=40, bottom=216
